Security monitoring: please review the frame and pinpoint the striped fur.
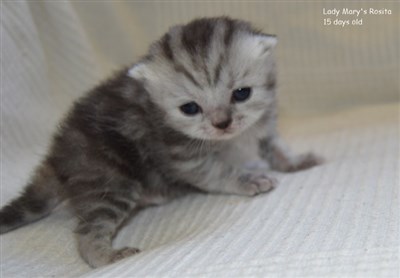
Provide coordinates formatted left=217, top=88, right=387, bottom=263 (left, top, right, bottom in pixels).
left=0, top=17, right=321, bottom=268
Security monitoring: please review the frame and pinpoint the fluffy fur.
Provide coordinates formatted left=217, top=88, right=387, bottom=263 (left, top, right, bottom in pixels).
left=0, top=17, right=322, bottom=268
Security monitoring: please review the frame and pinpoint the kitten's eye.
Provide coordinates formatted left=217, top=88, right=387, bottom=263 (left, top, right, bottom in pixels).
left=179, top=101, right=201, bottom=116
left=232, top=87, right=252, bottom=102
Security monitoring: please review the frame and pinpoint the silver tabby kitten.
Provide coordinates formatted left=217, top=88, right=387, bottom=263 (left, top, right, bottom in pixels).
left=0, top=17, right=321, bottom=268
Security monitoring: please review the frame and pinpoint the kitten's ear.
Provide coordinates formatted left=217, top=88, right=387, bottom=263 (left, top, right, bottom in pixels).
left=253, top=34, right=277, bottom=56
left=256, top=34, right=277, bottom=48
left=128, top=63, right=150, bottom=81
left=237, top=33, right=277, bottom=60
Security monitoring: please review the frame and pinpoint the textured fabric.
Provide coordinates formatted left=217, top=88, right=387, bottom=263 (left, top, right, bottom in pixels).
left=1, top=1, right=399, bottom=277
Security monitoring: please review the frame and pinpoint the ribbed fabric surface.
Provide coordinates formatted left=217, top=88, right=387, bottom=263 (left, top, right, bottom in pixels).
left=1, top=1, right=399, bottom=277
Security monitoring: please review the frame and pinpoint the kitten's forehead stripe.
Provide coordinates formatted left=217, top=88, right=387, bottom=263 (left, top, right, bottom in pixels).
left=174, top=64, right=202, bottom=89
left=213, top=54, right=224, bottom=86
left=228, top=71, right=235, bottom=90
left=161, top=33, right=174, bottom=61
left=223, top=18, right=235, bottom=47
left=181, top=18, right=216, bottom=56
left=178, top=18, right=238, bottom=88
left=203, top=61, right=212, bottom=86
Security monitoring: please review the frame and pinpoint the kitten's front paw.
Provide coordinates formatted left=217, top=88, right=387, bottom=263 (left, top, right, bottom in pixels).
left=238, top=173, right=277, bottom=196
left=109, top=247, right=140, bottom=264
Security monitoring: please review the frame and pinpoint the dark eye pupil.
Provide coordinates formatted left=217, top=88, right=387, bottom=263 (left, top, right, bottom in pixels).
left=232, top=87, right=251, bottom=102
left=180, top=102, right=201, bottom=115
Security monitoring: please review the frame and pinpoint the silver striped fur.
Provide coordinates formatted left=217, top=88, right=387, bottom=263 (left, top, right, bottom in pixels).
left=0, top=17, right=322, bottom=268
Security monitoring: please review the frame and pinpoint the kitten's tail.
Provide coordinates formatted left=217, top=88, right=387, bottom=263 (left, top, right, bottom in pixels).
left=0, top=161, right=61, bottom=234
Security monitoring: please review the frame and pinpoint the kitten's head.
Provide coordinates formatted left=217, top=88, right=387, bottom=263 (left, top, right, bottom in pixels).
left=129, top=17, right=277, bottom=141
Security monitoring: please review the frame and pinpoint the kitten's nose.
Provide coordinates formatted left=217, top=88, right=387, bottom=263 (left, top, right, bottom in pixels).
left=213, top=118, right=232, bottom=130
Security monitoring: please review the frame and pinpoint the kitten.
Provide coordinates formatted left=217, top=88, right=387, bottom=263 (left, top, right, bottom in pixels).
left=0, top=17, right=322, bottom=268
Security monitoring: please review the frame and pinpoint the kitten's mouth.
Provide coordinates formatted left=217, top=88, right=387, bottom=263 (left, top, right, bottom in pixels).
left=198, top=124, right=241, bottom=141
left=212, top=128, right=238, bottom=140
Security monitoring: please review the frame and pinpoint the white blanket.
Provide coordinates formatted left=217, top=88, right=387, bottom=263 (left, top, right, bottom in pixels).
left=1, top=1, right=399, bottom=277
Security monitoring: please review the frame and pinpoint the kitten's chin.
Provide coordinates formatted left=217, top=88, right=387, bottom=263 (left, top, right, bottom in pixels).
left=180, top=120, right=256, bottom=141
left=193, top=129, right=242, bottom=141
left=212, top=131, right=241, bottom=141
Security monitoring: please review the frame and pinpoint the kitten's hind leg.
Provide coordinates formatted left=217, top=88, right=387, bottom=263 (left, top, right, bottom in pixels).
left=73, top=193, right=140, bottom=268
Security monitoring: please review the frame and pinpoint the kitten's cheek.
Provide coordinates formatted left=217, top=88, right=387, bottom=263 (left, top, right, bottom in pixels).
left=202, top=125, right=216, bottom=139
